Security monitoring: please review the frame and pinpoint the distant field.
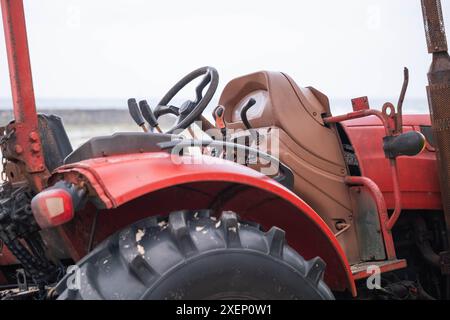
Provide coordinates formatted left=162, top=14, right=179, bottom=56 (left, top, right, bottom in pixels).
left=0, top=97, right=430, bottom=142
left=0, top=109, right=176, bottom=148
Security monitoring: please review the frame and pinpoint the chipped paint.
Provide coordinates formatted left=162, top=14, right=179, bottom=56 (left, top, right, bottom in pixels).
left=196, top=226, right=205, bottom=232
left=137, top=244, right=145, bottom=256
left=135, top=229, right=145, bottom=242
left=158, top=221, right=167, bottom=228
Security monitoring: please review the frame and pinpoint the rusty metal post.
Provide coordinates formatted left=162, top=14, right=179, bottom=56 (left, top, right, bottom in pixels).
left=421, top=0, right=450, bottom=246
left=1, top=0, right=47, bottom=190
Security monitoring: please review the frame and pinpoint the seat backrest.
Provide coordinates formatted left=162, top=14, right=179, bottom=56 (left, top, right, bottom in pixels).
left=38, top=114, right=73, bottom=171
left=218, top=71, right=371, bottom=263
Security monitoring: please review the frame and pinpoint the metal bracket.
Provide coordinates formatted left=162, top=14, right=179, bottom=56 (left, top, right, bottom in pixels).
left=351, top=96, right=370, bottom=112
left=16, top=268, right=28, bottom=291
left=440, top=251, right=450, bottom=275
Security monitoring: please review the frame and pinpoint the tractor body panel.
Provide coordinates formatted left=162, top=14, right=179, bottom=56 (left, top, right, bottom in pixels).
left=47, top=152, right=356, bottom=295
left=342, top=114, right=441, bottom=210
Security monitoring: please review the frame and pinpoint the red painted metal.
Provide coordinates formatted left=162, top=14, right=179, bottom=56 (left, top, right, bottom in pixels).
left=342, top=114, right=431, bottom=127
left=342, top=115, right=441, bottom=210
left=53, top=152, right=357, bottom=295
left=386, top=159, right=402, bottom=230
left=323, top=109, right=392, bottom=135
left=55, top=152, right=286, bottom=209
left=344, top=176, right=396, bottom=260
left=0, top=247, right=17, bottom=266
left=351, top=96, right=370, bottom=112
left=1, top=0, right=47, bottom=191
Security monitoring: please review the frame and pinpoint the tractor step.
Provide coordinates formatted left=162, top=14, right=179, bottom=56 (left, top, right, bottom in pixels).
left=351, top=259, right=407, bottom=280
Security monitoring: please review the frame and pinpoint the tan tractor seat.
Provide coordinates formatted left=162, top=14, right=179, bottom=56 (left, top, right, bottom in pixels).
left=218, top=71, right=385, bottom=264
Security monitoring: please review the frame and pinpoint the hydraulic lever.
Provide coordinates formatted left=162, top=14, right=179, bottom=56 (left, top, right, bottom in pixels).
left=127, top=98, right=148, bottom=132
left=139, top=100, right=162, bottom=133
left=213, top=105, right=226, bottom=136
left=240, top=98, right=256, bottom=130
left=240, top=98, right=259, bottom=144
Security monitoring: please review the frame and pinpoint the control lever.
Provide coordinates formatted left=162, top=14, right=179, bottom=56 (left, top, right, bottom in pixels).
left=383, top=131, right=426, bottom=158
left=139, top=100, right=162, bottom=133
left=211, top=105, right=227, bottom=157
left=240, top=98, right=259, bottom=144
left=213, top=105, right=226, bottom=136
left=240, top=98, right=256, bottom=130
left=128, top=98, right=148, bottom=132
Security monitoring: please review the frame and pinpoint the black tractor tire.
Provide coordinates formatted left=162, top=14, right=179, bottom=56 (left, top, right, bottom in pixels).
left=55, top=210, right=334, bottom=300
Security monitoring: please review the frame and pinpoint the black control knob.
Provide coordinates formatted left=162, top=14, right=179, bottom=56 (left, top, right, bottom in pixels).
left=128, top=98, right=147, bottom=132
left=139, top=100, right=161, bottom=132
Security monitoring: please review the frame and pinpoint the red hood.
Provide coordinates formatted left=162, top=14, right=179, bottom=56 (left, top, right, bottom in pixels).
left=343, top=114, right=431, bottom=127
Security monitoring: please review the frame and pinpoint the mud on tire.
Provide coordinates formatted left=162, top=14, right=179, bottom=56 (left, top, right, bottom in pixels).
left=55, top=210, right=334, bottom=300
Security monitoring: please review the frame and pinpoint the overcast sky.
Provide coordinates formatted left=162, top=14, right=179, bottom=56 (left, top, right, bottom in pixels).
left=1, top=0, right=450, bottom=106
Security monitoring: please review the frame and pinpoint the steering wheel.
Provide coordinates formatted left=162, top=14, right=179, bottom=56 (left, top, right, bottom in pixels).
left=154, top=66, right=219, bottom=134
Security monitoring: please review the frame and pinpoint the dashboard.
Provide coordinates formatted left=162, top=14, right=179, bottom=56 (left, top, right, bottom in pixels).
left=231, top=90, right=268, bottom=123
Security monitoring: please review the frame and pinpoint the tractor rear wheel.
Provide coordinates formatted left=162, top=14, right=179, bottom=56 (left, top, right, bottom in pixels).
left=56, top=210, right=333, bottom=300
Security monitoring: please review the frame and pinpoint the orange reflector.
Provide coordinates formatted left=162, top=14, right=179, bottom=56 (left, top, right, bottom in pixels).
left=31, top=188, right=74, bottom=229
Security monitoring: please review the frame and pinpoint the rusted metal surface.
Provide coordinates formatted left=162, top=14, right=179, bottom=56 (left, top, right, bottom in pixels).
left=324, top=108, right=396, bottom=135
left=351, top=97, right=370, bottom=112
left=0, top=0, right=47, bottom=191
left=324, top=108, right=403, bottom=232
left=422, top=0, right=448, bottom=53
left=345, top=176, right=396, bottom=260
left=395, top=68, right=409, bottom=134
left=328, top=67, right=409, bottom=135
left=351, top=259, right=407, bottom=281
left=348, top=186, right=386, bottom=261
left=421, top=0, right=450, bottom=246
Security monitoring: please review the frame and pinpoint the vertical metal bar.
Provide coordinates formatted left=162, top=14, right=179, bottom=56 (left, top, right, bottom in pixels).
left=1, top=0, right=47, bottom=190
left=1, top=0, right=37, bottom=127
left=385, top=159, right=402, bottom=231
left=422, top=0, right=448, bottom=53
left=421, top=0, right=450, bottom=247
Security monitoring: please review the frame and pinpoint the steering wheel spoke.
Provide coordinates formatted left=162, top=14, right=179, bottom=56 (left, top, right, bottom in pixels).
left=195, top=72, right=212, bottom=103
left=154, top=104, right=180, bottom=117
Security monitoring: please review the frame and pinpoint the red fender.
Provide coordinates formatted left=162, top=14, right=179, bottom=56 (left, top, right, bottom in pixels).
left=55, top=152, right=356, bottom=296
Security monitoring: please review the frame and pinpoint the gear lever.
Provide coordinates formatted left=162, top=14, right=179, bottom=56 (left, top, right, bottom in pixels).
left=240, top=98, right=256, bottom=130
left=127, top=98, right=148, bottom=132
left=240, top=98, right=259, bottom=145
left=139, top=100, right=162, bottom=133
left=213, top=105, right=226, bottom=136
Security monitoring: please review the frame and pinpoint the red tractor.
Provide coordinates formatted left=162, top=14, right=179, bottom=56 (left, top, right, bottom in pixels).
left=0, top=0, right=449, bottom=300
